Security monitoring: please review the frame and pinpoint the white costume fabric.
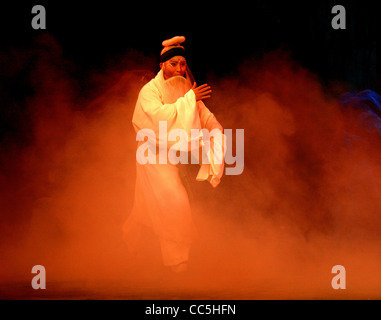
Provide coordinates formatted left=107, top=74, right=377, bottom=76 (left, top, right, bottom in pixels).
left=123, top=68, right=224, bottom=266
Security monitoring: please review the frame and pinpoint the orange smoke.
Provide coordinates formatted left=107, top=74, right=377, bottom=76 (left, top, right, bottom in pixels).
left=1, top=35, right=381, bottom=299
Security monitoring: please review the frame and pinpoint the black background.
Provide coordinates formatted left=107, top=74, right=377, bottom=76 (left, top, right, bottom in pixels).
left=1, top=0, right=380, bottom=88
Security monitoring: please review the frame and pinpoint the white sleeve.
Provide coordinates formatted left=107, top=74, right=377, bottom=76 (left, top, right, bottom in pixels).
left=196, top=102, right=226, bottom=187
left=198, top=101, right=223, bottom=132
left=133, top=84, right=200, bottom=138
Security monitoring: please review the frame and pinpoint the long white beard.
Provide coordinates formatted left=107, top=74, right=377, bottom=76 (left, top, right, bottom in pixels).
left=161, top=75, right=192, bottom=104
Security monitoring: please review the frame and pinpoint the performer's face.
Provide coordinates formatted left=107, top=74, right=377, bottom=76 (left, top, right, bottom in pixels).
left=161, top=56, right=187, bottom=79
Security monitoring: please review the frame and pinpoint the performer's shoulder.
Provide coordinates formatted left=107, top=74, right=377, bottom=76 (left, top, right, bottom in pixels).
left=139, top=76, right=160, bottom=96
left=139, top=80, right=154, bottom=95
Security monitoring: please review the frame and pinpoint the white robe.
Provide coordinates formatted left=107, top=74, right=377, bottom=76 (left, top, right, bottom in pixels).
left=123, top=70, right=224, bottom=266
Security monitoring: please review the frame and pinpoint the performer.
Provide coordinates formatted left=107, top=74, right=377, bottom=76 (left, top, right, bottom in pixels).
left=123, top=36, right=224, bottom=273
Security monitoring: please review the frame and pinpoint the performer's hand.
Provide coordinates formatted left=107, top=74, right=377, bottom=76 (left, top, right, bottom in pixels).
left=192, top=83, right=212, bottom=101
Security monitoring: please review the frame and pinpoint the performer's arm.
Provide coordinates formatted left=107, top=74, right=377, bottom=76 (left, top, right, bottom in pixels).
left=198, top=101, right=223, bottom=132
